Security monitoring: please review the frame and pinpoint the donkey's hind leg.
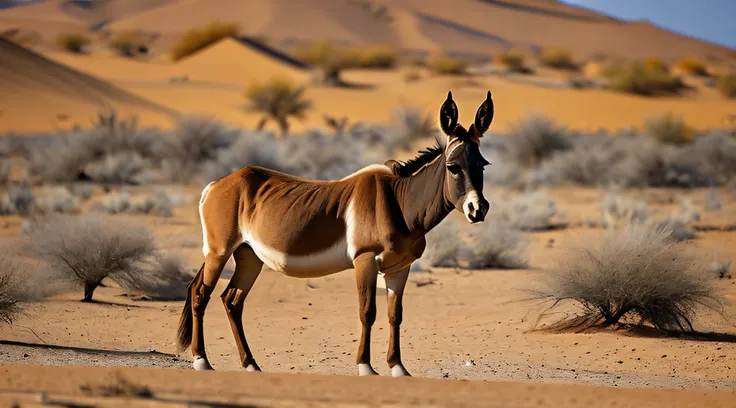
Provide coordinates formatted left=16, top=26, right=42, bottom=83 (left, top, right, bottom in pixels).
left=191, top=251, right=232, bottom=371
left=221, top=244, right=264, bottom=371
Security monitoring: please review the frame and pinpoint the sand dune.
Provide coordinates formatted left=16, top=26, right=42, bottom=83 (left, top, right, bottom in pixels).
left=0, top=38, right=174, bottom=133
left=173, top=37, right=308, bottom=85
left=98, top=0, right=735, bottom=62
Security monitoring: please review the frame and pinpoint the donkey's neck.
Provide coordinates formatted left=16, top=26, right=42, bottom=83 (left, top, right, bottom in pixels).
left=392, top=154, right=454, bottom=236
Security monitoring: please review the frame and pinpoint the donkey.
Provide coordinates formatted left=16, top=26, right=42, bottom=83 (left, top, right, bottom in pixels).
left=177, top=90, right=494, bottom=377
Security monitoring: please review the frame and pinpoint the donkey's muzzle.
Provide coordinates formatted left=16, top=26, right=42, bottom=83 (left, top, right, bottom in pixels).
left=465, top=196, right=490, bottom=224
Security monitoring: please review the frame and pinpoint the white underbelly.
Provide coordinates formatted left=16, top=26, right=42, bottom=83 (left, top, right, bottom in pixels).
left=243, top=232, right=352, bottom=278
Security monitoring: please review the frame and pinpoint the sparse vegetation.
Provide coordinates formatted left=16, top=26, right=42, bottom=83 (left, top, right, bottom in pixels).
left=709, top=259, right=732, bottom=279
left=643, top=112, right=693, bottom=145
left=420, top=216, right=527, bottom=270
left=539, top=47, right=577, bottom=70
left=0, top=184, right=35, bottom=215
left=428, top=55, right=468, bottom=75
left=642, top=58, right=668, bottom=74
left=389, top=107, right=436, bottom=151
left=603, top=62, right=685, bottom=96
left=342, top=44, right=398, bottom=69
left=506, top=114, right=571, bottom=166
left=599, top=191, right=648, bottom=228
left=95, top=190, right=181, bottom=217
left=500, top=190, right=560, bottom=231
left=675, top=57, right=709, bottom=76
left=56, top=33, right=90, bottom=53
left=0, top=252, right=23, bottom=325
left=26, top=215, right=157, bottom=302
left=716, top=74, right=736, bottom=98
left=497, top=50, right=527, bottom=73
left=37, top=186, right=80, bottom=214
left=538, top=224, right=723, bottom=332
left=245, top=78, right=312, bottom=136
left=170, top=21, right=239, bottom=61
left=109, top=30, right=146, bottom=57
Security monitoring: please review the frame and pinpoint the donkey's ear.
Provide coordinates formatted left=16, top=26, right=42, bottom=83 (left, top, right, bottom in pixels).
left=439, top=91, right=459, bottom=136
left=473, top=91, right=494, bottom=135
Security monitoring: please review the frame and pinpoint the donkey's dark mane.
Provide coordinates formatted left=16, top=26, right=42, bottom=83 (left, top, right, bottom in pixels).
left=384, top=144, right=443, bottom=178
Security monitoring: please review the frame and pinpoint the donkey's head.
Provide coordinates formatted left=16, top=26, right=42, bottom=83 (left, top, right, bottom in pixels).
left=439, top=91, right=493, bottom=223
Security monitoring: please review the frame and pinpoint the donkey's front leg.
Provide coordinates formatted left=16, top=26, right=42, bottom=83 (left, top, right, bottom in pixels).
left=354, top=252, right=379, bottom=376
left=385, top=266, right=411, bottom=377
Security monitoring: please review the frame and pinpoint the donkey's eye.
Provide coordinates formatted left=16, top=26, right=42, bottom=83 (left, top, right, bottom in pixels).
left=447, top=164, right=462, bottom=176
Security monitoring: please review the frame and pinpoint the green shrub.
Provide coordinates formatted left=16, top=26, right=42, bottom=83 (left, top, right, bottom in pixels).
left=170, top=21, right=238, bottom=61
left=644, top=111, right=693, bottom=145
left=497, top=50, right=527, bottom=72
left=56, top=33, right=90, bottom=53
left=675, top=57, right=709, bottom=76
left=428, top=55, right=468, bottom=75
left=342, top=44, right=398, bottom=69
left=539, top=47, right=577, bottom=70
left=604, top=62, right=685, bottom=96
left=716, top=74, right=736, bottom=99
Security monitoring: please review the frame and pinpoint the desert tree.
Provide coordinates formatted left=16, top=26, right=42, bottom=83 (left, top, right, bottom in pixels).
left=245, top=78, right=312, bottom=137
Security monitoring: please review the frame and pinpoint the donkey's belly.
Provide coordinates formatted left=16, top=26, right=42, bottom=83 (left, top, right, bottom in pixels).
left=244, top=233, right=352, bottom=278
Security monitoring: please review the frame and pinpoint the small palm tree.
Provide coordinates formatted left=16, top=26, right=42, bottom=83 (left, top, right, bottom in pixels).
left=245, top=78, right=312, bottom=137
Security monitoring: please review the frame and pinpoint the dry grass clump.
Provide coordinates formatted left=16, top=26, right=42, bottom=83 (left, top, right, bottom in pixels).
left=499, top=190, right=560, bottom=231
left=56, top=33, right=90, bottom=53
left=37, top=186, right=80, bottom=214
left=170, top=21, right=238, bottom=61
left=109, top=30, right=147, bottom=57
left=427, top=55, right=469, bottom=75
left=675, top=57, right=709, bottom=76
left=642, top=57, right=669, bottom=74
left=603, top=61, right=685, bottom=96
left=245, top=77, right=312, bottom=136
left=538, top=224, right=723, bottom=332
left=26, top=215, right=157, bottom=302
left=709, top=259, right=732, bottom=279
left=539, top=47, right=577, bottom=70
left=497, top=50, right=527, bottom=73
left=643, top=111, right=694, bottom=145
left=420, top=215, right=527, bottom=270
left=95, top=190, right=184, bottom=217
left=716, top=74, right=736, bottom=98
left=0, top=252, right=23, bottom=325
left=599, top=191, right=648, bottom=228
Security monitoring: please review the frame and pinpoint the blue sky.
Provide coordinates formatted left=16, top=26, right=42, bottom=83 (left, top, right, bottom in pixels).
left=560, top=0, right=735, bottom=49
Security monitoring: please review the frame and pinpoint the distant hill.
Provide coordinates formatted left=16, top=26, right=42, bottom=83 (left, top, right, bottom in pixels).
left=0, top=0, right=734, bottom=62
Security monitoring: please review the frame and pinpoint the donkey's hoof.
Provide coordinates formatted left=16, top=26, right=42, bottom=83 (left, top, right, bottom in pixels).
left=193, top=357, right=214, bottom=371
left=245, top=363, right=261, bottom=372
left=358, top=363, right=378, bottom=376
left=391, top=364, right=411, bottom=377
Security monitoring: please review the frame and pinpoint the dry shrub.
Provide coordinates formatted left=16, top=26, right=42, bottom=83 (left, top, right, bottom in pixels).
left=342, top=44, right=398, bottom=69
left=0, top=184, right=35, bottom=215
left=643, top=57, right=668, bottom=73
left=0, top=253, right=23, bottom=325
left=644, top=111, right=693, bottom=145
left=703, top=189, right=722, bottom=211
left=170, top=21, right=238, bottom=61
left=604, top=62, right=685, bottom=96
left=502, top=190, right=560, bottom=231
left=539, top=224, right=723, bottom=332
left=123, top=255, right=191, bottom=301
left=599, top=191, right=648, bottom=228
left=26, top=215, right=157, bottom=302
left=709, top=259, right=732, bottom=279
left=507, top=114, right=571, bottom=166
left=37, top=186, right=80, bottom=214
left=420, top=215, right=527, bottom=270
left=497, top=50, right=527, bottom=73
left=0, top=159, right=9, bottom=184
left=716, top=74, right=736, bottom=98
left=539, top=47, right=577, bottom=70
left=56, top=33, right=90, bottom=53
left=293, top=40, right=343, bottom=67
left=245, top=77, right=312, bottom=136
left=428, top=55, right=468, bottom=75
left=675, top=57, right=709, bottom=76
left=389, top=107, right=436, bottom=151
left=96, top=190, right=180, bottom=217
left=109, top=30, right=146, bottom=57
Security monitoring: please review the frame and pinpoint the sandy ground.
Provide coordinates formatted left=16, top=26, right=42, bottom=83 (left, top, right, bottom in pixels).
left=0, top=187, right=735, bottom=403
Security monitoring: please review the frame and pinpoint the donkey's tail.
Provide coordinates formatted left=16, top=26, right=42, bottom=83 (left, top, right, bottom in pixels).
left=177, top=263, right=204, bottom=352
